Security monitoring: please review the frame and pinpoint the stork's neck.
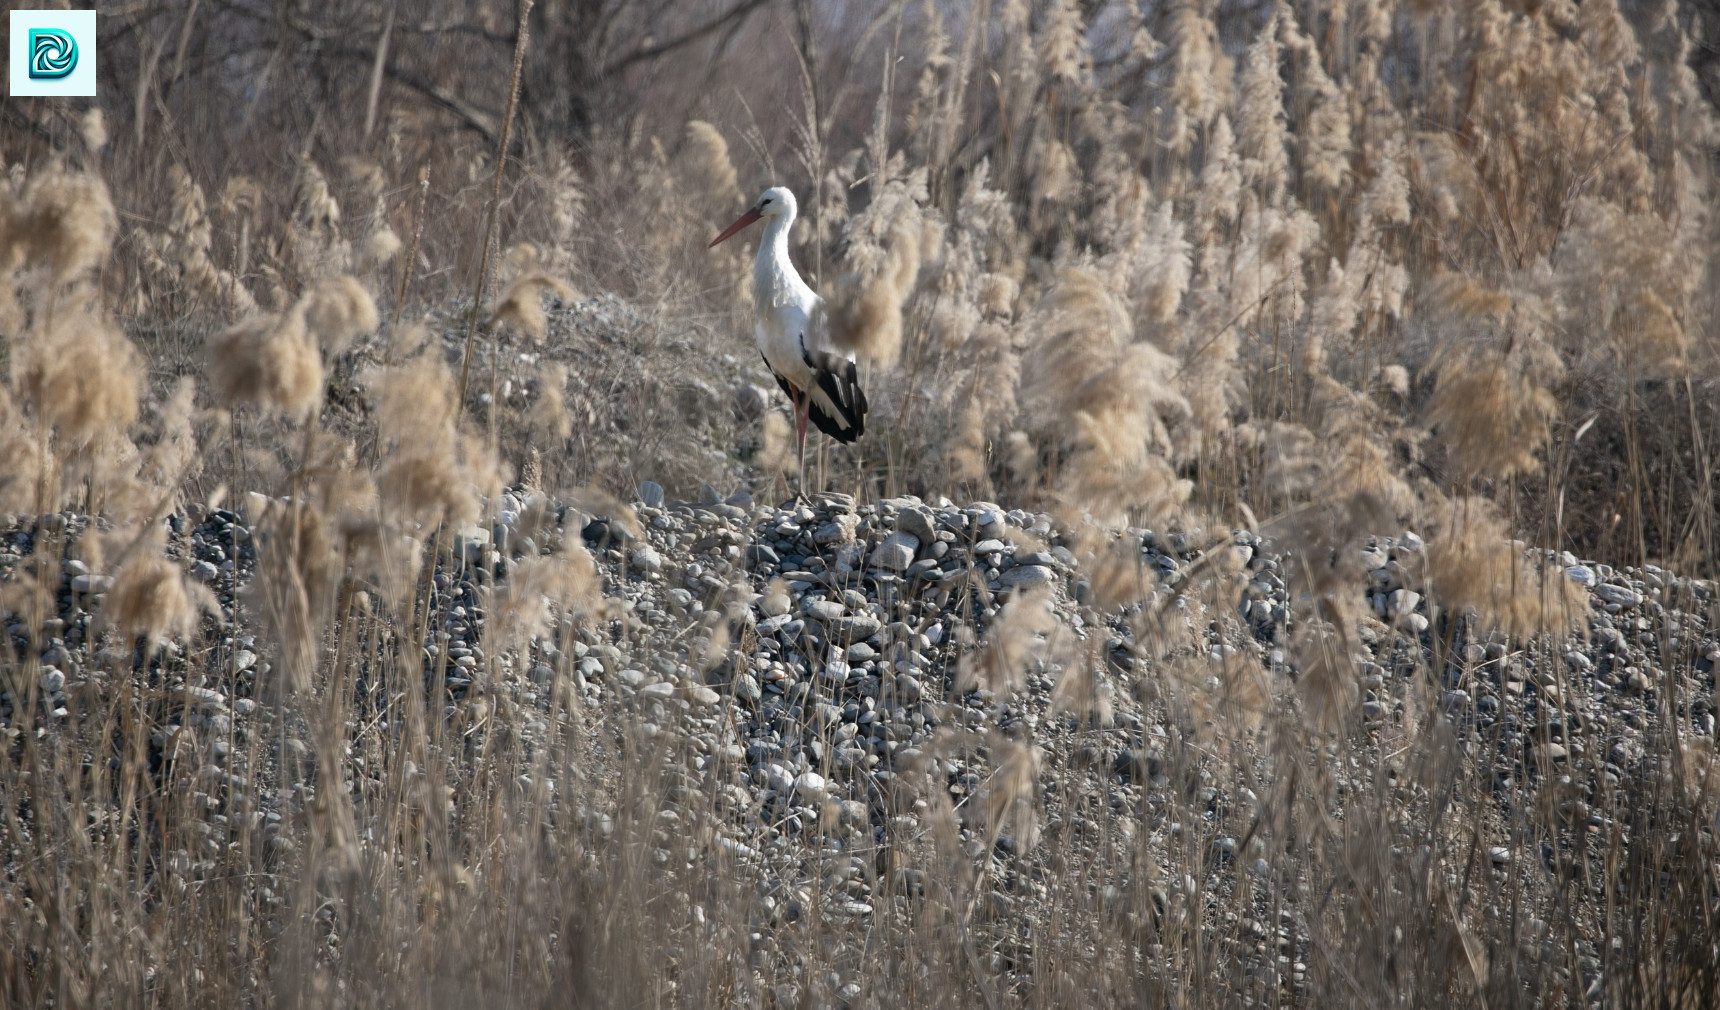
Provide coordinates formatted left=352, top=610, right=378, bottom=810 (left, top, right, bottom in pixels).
left=755, top=209, right=800, bottom=296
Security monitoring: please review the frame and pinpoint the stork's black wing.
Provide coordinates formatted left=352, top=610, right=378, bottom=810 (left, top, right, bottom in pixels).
left=764, top=343, right=867, bottom=444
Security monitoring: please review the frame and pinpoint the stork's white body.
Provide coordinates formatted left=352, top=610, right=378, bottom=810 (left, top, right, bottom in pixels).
left=711, top=186, right=867, bottom=494
left=750, top=200, right=825, bottom=398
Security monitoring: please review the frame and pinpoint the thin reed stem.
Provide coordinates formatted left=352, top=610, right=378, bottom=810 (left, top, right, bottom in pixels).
left=456, top=0, right=534, bottom=414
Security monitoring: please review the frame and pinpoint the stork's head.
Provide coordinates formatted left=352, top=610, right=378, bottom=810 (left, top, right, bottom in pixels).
left=710, top=187, right=796, bottom=247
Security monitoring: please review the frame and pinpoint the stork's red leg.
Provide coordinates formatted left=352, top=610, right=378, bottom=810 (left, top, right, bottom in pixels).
left=793, top=385, right=811, bottom=496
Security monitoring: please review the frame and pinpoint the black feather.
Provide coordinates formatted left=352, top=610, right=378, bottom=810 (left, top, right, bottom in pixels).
left=764, top=346, right=867, bottom=444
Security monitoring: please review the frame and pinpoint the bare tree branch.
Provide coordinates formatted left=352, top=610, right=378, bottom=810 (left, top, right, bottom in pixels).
left=604, top=0, right=770, bottom=74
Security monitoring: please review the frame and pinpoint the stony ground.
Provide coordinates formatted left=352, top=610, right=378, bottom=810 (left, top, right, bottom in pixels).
left=3, top=485, right=1715, bottom=997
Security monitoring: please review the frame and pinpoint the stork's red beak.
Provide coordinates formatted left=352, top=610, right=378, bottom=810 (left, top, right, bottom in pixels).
left=709, top=206, right=763, bottom=247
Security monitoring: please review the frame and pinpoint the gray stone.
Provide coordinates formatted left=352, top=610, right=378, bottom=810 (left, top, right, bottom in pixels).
left=1595, top=583, right=1642, bottom=608
left=630, top=546, right=664, bottom=573
left=996, top=565, right=1056, bottom=590
left=735, top=674, right=763, bottom=704
left=871, top=532, right=918, bottom=571
left=895, top=675, right=923, bottom=704
left=70, top=574, right=114, bottom=594
left=973, top=539, right=1006, bottom=555
left=895, top=506, right=937, bottom=546
left=638, top=481, right=665, bottom=507
left=803, top=599, right=846, bottom=622
left=837, top=614, right=882, bottom=639
left=454, top=526, right=491, bottom=563
left=793, top=771, right=827, bottom=801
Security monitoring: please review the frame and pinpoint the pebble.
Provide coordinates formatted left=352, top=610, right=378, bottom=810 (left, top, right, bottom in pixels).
left=996, top=565, right=1055, bottom=590
left=793, top=771, right=826, bottom=801
left=895, top=506, right=937, bottom=546
left=631, top=547, right=664, bottom=573
left=870, top=532, right=918, bottom=572
left=1595, top=583, right=1643, bottom=608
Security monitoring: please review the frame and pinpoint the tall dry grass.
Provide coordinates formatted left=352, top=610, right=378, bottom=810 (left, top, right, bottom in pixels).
left=1, top=0, right=1719, bottom=1006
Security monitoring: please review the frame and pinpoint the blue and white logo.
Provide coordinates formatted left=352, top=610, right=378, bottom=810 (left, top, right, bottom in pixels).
left=11, top=11, right=96, bottom=97
left=28, top=29, right=78, bottom=80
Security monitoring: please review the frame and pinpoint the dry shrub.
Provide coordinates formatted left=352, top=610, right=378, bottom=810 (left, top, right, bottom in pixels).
left=531, top=362, right=574, bottom=443
left=823, top=172, right=932, bottom=367
left=206, top=309, right=323, bottom=417
left=0, top=170, right=117, bottom=287
left=300, top=276, right=379, bottom=355
left=372, top=353, right=500, bottom=528
left=493, top=545, right=600, bottom=647
left=678, top=121, right=745, bottom=215
left=976, top=731, right=1042, bottom=849
left=1424, top=349, right=1559, bottom=482
left=955, top=586, right=1060, bottom=697
left=1050, top=641, right=1114, bottom=726
left=491, top=270, right=578, bottom=342
left=105, top=533, right=218, bottom=652
left=1424, top=495, right=1587, bottom=639
left=141, top=377, right=202, bottom=494
left=1020, top=268, right=1190, bottom=526
left=1555, top=197, right=1701, bottom=375
left=0, top=400, right=45, bottom=513
left=13, top=309, right=144, bottom=448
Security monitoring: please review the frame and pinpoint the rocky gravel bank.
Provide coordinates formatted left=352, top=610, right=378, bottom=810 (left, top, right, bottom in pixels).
left=4, top=486, right=1716, bottom=997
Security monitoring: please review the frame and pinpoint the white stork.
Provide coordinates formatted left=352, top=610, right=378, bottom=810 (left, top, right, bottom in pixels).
left=710, top=186, right=866, bottom=497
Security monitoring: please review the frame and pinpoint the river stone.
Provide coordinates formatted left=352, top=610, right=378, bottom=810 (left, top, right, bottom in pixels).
left=871, top=532, right=918, bottom=571
left=1595, top=583, right=1642, bottom=608
left=996, top=565, right=1055, bottom=590
left=794, top=771, right=827, bottom=801
left=895, top=506, right=937, bottom=546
